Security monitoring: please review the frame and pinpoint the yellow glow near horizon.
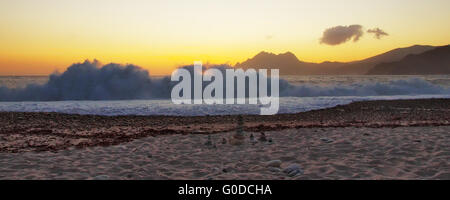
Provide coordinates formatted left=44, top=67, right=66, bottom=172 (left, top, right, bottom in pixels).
left=1, top=0, right=450, bottom=75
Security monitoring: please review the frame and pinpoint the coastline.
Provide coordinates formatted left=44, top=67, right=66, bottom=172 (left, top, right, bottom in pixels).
left=1, top=98, right=449, bottom=153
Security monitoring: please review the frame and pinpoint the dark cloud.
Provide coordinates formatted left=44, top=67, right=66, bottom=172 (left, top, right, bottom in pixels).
left=367, top=28, right=389, bottom=39
left=320, top=25, right=364, bottom=45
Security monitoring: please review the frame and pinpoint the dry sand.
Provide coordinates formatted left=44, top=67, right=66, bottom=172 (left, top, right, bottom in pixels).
left=0, top=99, right=449, bottom=180
left=0, top=126, right=448, bottom=180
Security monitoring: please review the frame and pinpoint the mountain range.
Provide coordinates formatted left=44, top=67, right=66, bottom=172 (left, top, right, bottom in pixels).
left=234, top=45, right=449, bottom=75
left=367, top=45, right=450, bottom=75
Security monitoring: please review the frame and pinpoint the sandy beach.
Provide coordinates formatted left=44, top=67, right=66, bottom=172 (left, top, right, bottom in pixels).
left=0, top=98, right=449, bottom=180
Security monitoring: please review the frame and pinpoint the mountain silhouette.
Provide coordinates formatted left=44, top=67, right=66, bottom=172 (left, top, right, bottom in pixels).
left=234, top=45, right=438, bottom=75
left=334, top=45, right=436, bottom=74
left=235, top=51, right=334, bottom=75
left=367, top=45, right=450, bottom=75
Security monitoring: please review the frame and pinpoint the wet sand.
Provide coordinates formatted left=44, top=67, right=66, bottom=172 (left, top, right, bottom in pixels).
left=0, top=98, right=449, bottom=179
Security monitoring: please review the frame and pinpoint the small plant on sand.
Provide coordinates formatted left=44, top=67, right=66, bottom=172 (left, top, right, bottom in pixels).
left=230, top=115, right=245, bottom=145
left=258, top=132, right=267, bottom=142
left=205, top=135, right=213, bottom=146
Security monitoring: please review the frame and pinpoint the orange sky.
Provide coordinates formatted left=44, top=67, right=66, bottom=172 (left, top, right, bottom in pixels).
left=1, top=0, right=450, bottom=75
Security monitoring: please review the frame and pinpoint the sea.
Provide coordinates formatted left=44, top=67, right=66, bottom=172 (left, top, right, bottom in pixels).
left=0, top=75, right=449, bottom=116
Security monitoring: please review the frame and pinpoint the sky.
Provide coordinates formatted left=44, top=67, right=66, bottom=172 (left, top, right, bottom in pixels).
left=0, top=0, right=449, bottom=75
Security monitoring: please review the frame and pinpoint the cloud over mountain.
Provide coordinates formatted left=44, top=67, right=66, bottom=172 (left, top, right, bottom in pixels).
left=320, top=25, right=364, bottom=45
left=367, top=28, right=389, bottom=39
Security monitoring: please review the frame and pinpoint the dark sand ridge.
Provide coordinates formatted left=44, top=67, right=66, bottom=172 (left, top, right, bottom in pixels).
left=0, top=98, right=449, bottom=153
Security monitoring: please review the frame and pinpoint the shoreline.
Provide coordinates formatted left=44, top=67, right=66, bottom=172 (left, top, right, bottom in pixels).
left=0, top=99, right=450, bottom=153
left=0, top=98, right=449, bottom=153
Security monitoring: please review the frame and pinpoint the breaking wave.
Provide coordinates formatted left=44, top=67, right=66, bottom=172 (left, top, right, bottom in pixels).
left=0, top=60, right=448, bottom=101
left=0, top=60, right=173, bottom=101
left=279, top=78, right=449, bottom=97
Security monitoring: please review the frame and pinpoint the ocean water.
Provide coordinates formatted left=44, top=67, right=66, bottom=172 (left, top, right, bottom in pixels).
left=0, top=75, right=449, bottom=116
